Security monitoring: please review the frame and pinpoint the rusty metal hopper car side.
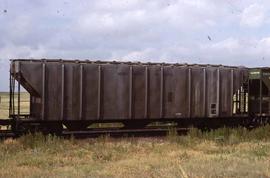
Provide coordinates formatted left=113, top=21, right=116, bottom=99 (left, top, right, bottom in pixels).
left=7, top=59, right=270, bottom=133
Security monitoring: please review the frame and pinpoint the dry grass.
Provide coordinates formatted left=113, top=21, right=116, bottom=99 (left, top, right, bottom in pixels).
left=0, top=93, right=270, bottom=177
left=0, top=127, right=269, bottom=178
left=0, top=92, right=30, bottom=119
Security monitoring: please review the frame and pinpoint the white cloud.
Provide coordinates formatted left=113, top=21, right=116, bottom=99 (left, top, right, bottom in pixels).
left=0, top=43, right=46, bottom=59
left=0, top=0, right=270, bottom=90
left=94, top=0, right=142, bottom=11
left=240, top=4, right=265, bottom=27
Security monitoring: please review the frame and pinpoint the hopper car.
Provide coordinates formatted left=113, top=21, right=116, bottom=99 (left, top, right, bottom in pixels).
left=1, top=59, right=270, bottom=134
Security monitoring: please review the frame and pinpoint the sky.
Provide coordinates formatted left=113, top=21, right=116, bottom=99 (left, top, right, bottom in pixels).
left=0, top=0, right=270, bottom=91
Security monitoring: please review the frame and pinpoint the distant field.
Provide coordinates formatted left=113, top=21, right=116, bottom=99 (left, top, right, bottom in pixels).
left=0, top=92, right=29, bottom=119
left=0, top=126, right=269, bottom=178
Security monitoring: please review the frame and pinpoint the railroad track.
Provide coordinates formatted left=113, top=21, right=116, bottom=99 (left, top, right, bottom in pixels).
left=62, top=127, right=188, bottom=138
left=0, top=127, right=188, bottom=139
left=0, top=130, right=16, bottom=139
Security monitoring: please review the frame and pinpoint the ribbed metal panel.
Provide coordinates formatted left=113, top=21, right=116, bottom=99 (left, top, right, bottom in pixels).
left=11, top=59, right=249, bottom=121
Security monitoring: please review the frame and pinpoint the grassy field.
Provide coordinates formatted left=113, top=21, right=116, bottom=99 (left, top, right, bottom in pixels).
left=0, top=93, right=270, bottom=177
left=0, top=92, right=29, bottom=119
left=0, top=127, right=269, bottom=178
